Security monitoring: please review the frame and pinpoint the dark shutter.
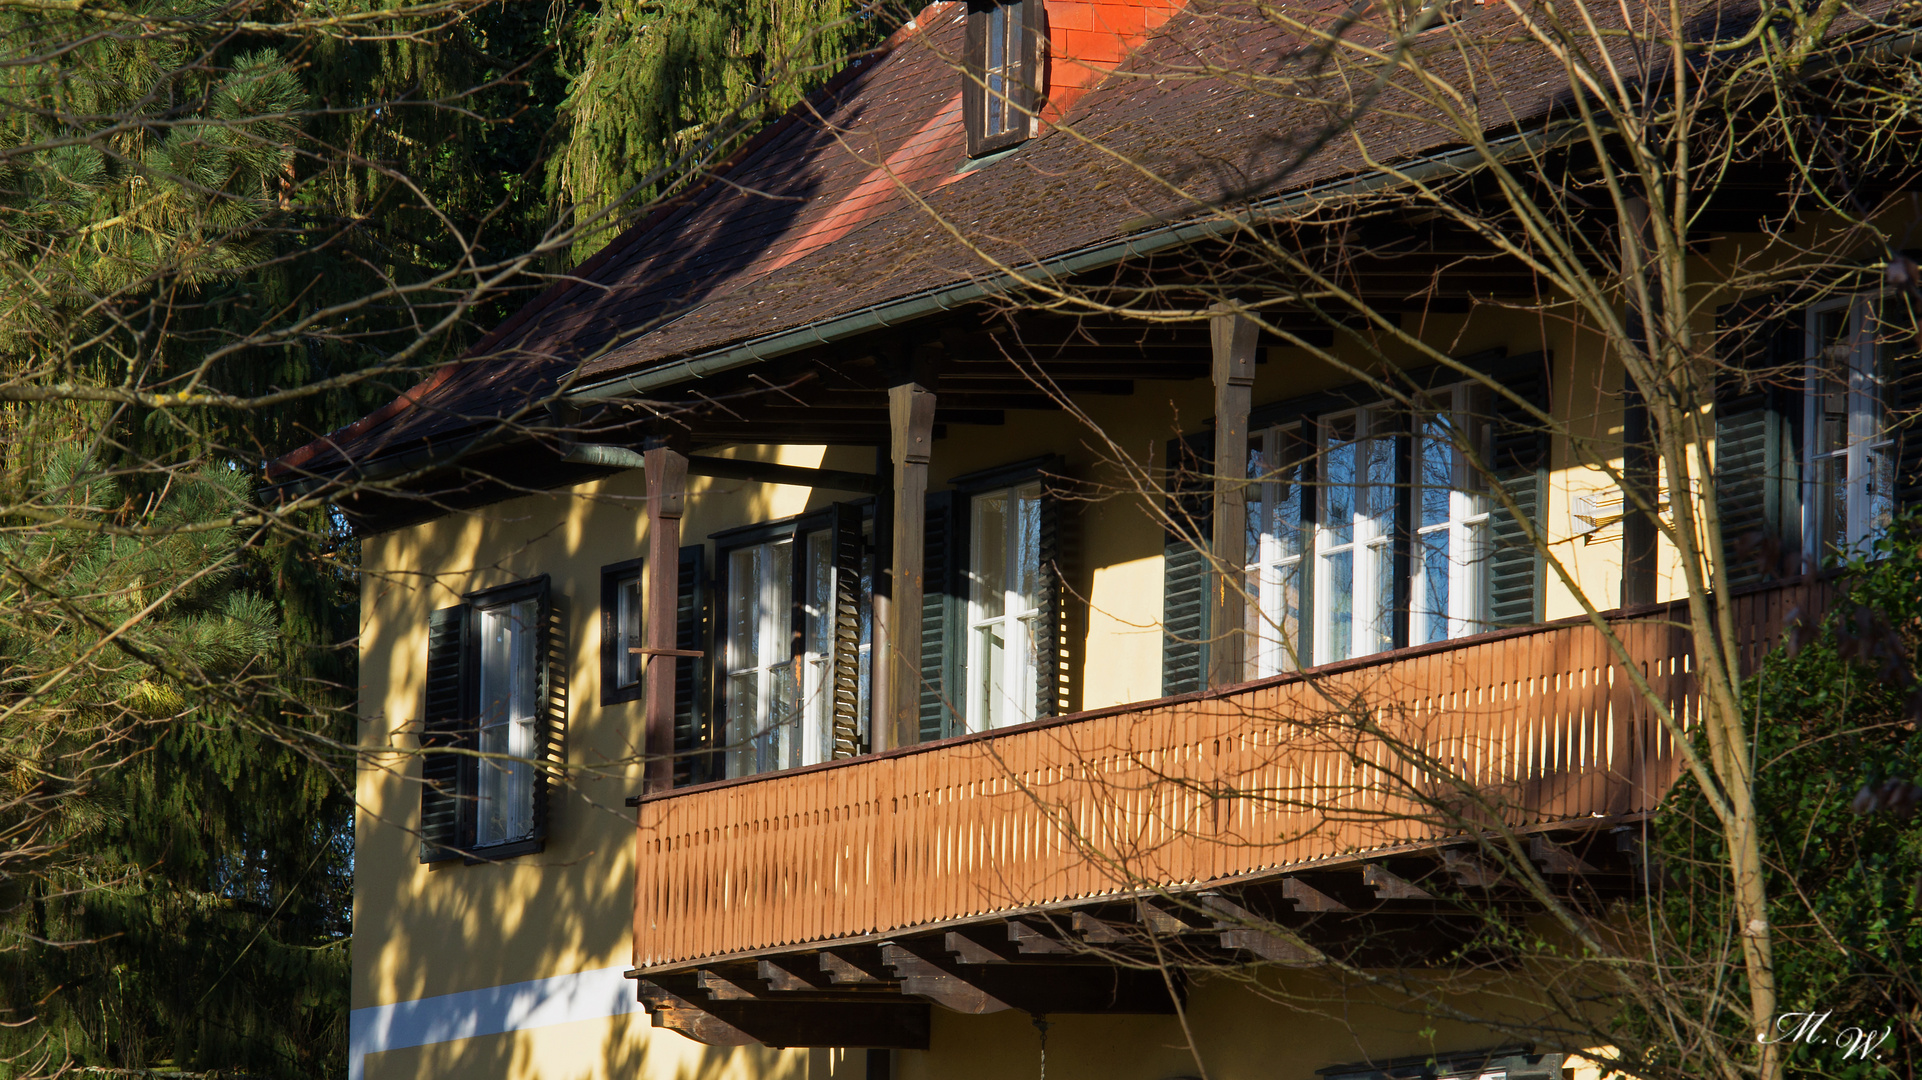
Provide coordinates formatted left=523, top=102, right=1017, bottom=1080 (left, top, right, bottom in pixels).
left=961, top=7, right=985, bottom=154
left=1163, top=431, right=1214, bottom=695
left=526, top=582, right=560, bottom=849
left=1034, top=482, right=1065, bottom=720
left=920, top=490, right=965, bottom=742
left=1894, top=330, right=1922, bottom=512
left=1487, top=357, right=1549, bottom=627
left=674, top=545, right=708, bottom=786
left=1020, top=0, right=1046, bottom=117
left=1714, top=295, right=1803, bottom=585
left=420, top=604, right=471, bottom=863
left=827, top=503, right=866, bottom=758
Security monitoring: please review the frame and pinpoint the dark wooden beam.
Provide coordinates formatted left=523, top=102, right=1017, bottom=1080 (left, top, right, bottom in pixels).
left=1209, top=306, right=1258, bottom=689
left=881, top=380, right=937, bottom=752
left=641, top=443, right=687, bottom=792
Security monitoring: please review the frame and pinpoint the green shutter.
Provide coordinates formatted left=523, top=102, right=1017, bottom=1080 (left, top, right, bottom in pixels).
left=827, top=503, right=866, bottom=758
left=920, top=490, right=964, bottom=742
left=1034, top=485, right=1066, bottom=719
left=674, top=545, right=708, bottom=786
left=419, top=604, right=471, bottom=863
left=1162, top=431, right=1214, bottom=695
left=1714, top=295, right=1802, bottom=579
left=1487, top=358, right=1549, bottom=627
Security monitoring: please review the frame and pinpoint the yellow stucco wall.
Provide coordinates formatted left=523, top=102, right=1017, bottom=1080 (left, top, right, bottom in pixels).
left=355, top=317, right=1648, bottom=1079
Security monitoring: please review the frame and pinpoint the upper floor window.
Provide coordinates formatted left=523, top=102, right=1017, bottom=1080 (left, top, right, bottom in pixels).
left=1806, top=296, right=1895, bottom=556
left=1315, top=405, right=1400, bottom=665
left=419, top=576, right=556, bottom=863
left=1244, top=425, right=1307, bottom=678
left=964, top=0, right=1044, bottom=157
left=719, top=510, right=870, bottom=778
left=600, top=557, right=645, bottom=705
left=1411, top=384, right=1492, bottom=646
left=966, top=481, right=1045, bottom=730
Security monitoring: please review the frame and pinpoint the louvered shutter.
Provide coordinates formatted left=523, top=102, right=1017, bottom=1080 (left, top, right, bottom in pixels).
left=920, top=490, right=964, bottom=742
left=826, top=503, right=866, bottom=758
left=1487, top=359, right=1549, bottom=626
left=673, top=545, right=709, bottom=786
left=1714, top=296, right=1801, bottom=585
left=1163, top=431, right=1214, bottom=695
left=1034, top=482, right=1066, bottom=719
left=961, top=5, right=985, bottom=152
left=1895, top=338, right=1922, bottom=512
left=419, top=604, right=471, bottom=863
left=527, top=583, right=559, bottom=847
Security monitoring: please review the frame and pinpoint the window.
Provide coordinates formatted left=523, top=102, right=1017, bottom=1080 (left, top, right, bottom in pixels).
left=717, top=507, right=870, bottom=778
left=1314, top=405, right=1398, bottom=665
left=476, top=597, right=540, bottom=846
left=1169, top=365, right=1546, bottom=694
left=964, top=0, right=1043, bottom=157
left=724, top=538, right=798, bottom=777
left=599, top=557, right=644, bottom=705
left=966, top=481, right=1045, bottom=730
left=1411, top=384, right=1492, bottom=645
left=1244, top=425, right=1307, bottom=678
left=1805, top=296, right=1895, bottom=557
left=419, top=576, right=556, bottom=863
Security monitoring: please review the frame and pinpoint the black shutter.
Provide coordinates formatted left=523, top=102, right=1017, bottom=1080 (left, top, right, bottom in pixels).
left=1894, top=332, right=1922, bottom=512
left=528, top=584, right=561, bottom=848
left=920, top=490, right=964, bottom=742
left=1034, top=482, right=1066, bottom=720
left=674, top=545, right=708, bottom=786
left=1487, top=357, right=1549, bottom=627
left=961, top=4, right=986, bottom=155
left=420, top=604, right=471, bottom=863
left=1163, top=431, right=1214, bottom=695
left=827, top=504, right=866, bottom=758
left=1019, top=0, right=1046, bottom=123
left=1714, top=295, right=1803, bottom=583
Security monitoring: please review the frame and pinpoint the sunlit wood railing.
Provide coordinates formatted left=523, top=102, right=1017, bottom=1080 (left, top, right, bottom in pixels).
left=633, top=582, right=1823, bottom=969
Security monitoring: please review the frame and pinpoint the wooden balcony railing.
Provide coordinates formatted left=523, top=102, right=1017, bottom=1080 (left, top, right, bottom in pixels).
left=633, top=581, right=1823, bottom=971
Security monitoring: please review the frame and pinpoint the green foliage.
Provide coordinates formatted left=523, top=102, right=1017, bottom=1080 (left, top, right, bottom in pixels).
left=547, top=0, right=892, bottom=260
left=0, top=451, right=351, bottom=1078
left=1641, top=515, right=1922, bottom=1078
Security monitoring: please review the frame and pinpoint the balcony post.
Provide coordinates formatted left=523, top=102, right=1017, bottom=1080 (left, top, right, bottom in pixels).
left=1209, top=305, right=1258, bottom=688
left=642, top=439, right=688, bottom=791
left=869, top=444, right=893, bottom=751
left=880, top=379, right=937, bottom=751
left=1620, top=196, right=1658, bottom=607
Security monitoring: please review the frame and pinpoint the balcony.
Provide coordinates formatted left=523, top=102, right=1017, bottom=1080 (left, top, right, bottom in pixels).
left=628, top=581, right=1819, bottom=1048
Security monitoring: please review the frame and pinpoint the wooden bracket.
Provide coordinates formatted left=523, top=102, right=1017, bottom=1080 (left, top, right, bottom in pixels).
left=1530, top=836, right=1598, bottom=875
left=1071, top=911, right=1126, bottom=943
left=1363, top=864, right=1434, bottom=901
left=1441, top=849, right=1503, bottom=888
left=630, top=647, right=706, bottom=658
left=695, top=970, right=758, bottom=1001
left=881, top=944, right=1012, bottom=1014
left=1007, top=920, right=1070, bottom=955
left=943, top=930, right=1007, bottom=965
left=1282, top=877, right=1353, bottom=912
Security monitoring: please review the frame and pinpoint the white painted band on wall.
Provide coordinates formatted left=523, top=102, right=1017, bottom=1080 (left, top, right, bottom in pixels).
left=348, top=965, right=641, bottom=1080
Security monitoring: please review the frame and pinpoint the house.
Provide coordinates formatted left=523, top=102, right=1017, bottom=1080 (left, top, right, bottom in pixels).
left=270, top=1, right=1921, bottom=1078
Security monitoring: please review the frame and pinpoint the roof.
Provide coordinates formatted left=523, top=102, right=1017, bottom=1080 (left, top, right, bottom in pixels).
left=269, top=0, right=1728, bottom=481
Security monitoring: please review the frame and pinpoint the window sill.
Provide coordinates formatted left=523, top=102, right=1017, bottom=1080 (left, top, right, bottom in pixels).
left=465, top=837, right=545, bottom=864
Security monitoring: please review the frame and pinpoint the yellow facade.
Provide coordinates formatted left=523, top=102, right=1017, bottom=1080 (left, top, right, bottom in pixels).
left=353, top=309, right=1663, bottom=1080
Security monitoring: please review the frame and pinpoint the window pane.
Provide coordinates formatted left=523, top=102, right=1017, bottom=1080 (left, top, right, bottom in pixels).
left=727, top=672, right=760, bottom=778
left=478, top=598, right=537, bottom=845
left=1013, top=482, right=1042, bottom=611
left=974, top=491, right=1010, bottom=619
left=1420, top=530, right=1449, bottom=644
left=1420, top=418, right=1452, bottom=530
left=729, top=548, right=760, bottom=673
left=1323, top=425, right=1356, bottom=544
left=1324, top=550, right=1353, bottom=661
left=976, top=622, right=1007, bottom=730
left=616, top=574, right=642, bottom=687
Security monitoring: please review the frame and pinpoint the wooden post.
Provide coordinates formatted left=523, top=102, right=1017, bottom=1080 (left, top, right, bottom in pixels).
left=1209, top=306, right=1258, bottom=689
left=869, top=444, right=893, bottom=752
left=642, top=443, right=688, bottom=791
left=1620, top=196, right=1658, bottom=608
left=882, top=381, right=937, bottom=751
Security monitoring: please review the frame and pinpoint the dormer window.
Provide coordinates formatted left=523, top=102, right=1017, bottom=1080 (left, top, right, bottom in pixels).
left=964, top=0, right=1045, bottom=157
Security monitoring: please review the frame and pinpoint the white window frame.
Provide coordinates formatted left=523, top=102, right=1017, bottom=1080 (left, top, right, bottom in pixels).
left=1313, top=405, right=1397, bottom=665
left=965, top=480, right=1044, bottom=732
left=1245, top=423, right=1306, bottom=678
left=1410, top=383, right=1492, bottom=646
left=613, top=569, right=643, bottom=691
left=475, top=596, right=538, bottom=847
left=723, top=538, right=798, bottom=778
left=1804, top=295, right=1896, bottom=558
